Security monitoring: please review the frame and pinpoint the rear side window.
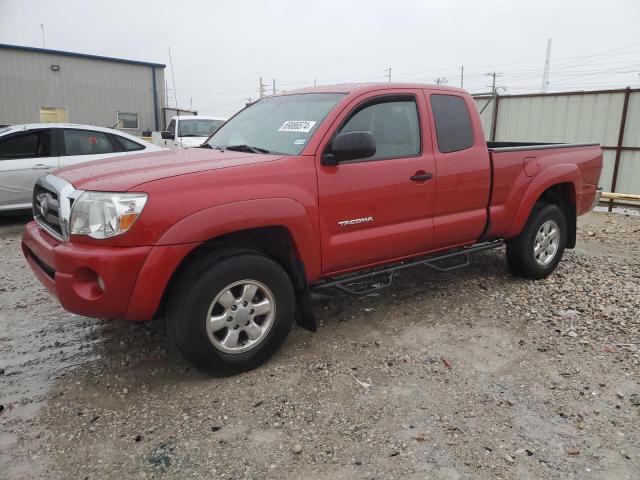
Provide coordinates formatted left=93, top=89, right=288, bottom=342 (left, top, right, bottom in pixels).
left=63, top=129, right=115, bottom=156
left=114, top=135, right=145, bottom=152
left=430, top=95, right=474, bottom=153
left=0, top=131, right=51, bottom=160
left=339, top=99, right=420, bottom=159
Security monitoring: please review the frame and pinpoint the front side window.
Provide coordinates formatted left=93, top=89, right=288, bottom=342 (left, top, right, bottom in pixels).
left=207, top=93, right=344, bottom=155
left=179, top=119, right=225, bottom=137
left=0, top=131, right=51, bottom=160
left=338, top=98, right=420, bottom=159
left=63, top=130, right=115, bottom=156
left=117, top=112, right=139, bottom=130
left=167, top=119, right=176, bottom=136
left=430, top=95, right=474, bottom=153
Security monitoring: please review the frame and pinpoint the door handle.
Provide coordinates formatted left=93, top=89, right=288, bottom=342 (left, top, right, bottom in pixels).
left=410, top=172, right=433, bottom=182
left=31, top=164, right=50, bottom=170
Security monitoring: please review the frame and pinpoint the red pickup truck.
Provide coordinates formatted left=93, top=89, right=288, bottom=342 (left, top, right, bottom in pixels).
left=22, top=83, right=602, bottom=374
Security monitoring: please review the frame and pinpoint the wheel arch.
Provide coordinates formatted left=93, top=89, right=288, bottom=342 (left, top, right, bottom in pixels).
left=157, top=224, right=318, bottom=331
left=505, top=164, right=580, bottom=247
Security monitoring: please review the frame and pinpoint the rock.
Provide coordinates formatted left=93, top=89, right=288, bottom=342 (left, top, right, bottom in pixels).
left=503, top=454, right=514, bottom=463
left=135, top=435, right=142, bottom=442
left=292, top=443, right=302, bottom=454
left=211, top=426, right=221, bottom=432
left=399, top=355, right=411, bottom=363
left=566, top=448, right=580, bottom=456
left=0, top=368, right=4, bottom=375
left=568, top=331, right=578, bottom=338
left=441, top=357, right=452, bottom=369
left=149, top=439, right=176, bottom=471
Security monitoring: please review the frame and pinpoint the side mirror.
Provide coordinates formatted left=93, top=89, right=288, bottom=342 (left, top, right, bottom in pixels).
left=161, top=131, right=175, bottom=140
left=323, top=131, right=376, bottom=165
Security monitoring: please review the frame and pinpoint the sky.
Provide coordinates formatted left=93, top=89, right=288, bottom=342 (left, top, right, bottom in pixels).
left=1, top=0, right=639, bottom=117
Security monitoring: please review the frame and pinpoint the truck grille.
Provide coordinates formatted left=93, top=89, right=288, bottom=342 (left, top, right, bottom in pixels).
left=33, top=182, right=63, bottom=240
left=32, top=175, right=79, bottom=241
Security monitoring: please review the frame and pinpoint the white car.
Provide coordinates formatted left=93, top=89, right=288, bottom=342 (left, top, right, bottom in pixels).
left=151, top=115, right=227, bottom=149
left=0, top=123, right=163, bottom=212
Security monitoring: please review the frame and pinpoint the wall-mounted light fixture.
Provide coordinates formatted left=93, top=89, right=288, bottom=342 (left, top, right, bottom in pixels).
left=51, top=64, right=60, bottom=72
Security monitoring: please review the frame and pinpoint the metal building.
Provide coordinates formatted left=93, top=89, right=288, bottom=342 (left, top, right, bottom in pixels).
left=0, top=44, right=165, bottom=136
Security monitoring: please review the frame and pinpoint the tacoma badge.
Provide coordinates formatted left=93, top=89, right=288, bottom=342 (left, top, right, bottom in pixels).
left=338, top=216, right=374, bottom=227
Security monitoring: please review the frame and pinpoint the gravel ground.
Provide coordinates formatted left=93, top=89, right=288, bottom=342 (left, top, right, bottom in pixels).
left=0, top=211, right=639, bottom=480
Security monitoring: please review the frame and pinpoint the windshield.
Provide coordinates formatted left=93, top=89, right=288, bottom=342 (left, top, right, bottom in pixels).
left=206, top=93, right=345, bottom=155
left=178, top=119, right=225, bottom=137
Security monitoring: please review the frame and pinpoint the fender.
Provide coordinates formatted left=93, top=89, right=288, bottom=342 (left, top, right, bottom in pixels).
left=156, top=197, right=322, bottom=282
left=505, top=163, right=581, bottom=239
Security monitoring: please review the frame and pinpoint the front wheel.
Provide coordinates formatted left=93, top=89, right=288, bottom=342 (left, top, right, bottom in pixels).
left=167, top=250, right=295, bottom=375
left=506, top=203, right=567, bottom=279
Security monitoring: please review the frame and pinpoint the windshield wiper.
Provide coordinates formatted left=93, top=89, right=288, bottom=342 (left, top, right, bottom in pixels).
left=225, top=144, right=271, bottom=154
left=198, top=144, right=225, bottom=151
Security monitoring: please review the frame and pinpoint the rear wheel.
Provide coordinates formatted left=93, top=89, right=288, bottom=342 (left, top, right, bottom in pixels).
left=506, top=203, right=567, bottom=279
left=167, top=250, right=295, bottom=375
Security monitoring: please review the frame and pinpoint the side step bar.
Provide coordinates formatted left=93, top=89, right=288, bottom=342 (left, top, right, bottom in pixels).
left=312, top=240, right=504, bottom=296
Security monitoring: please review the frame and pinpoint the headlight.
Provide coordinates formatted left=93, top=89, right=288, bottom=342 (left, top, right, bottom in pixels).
left=70, top=192, right=148, bottom=239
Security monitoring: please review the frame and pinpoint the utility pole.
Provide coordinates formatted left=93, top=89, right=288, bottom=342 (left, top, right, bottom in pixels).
left=168, top=47, right=178, bottom=108
left=384, top=67, right=391, bottom=83
left=40, top=23, right=45, bottom=48
left=486, top=71, right=503, bottom=94
left=259, top=77, right=266, bottom=98
left=272, top=78, right=276, bottom=96
left=541, top=38, right=552, bottom=92
left=313, top=78, right=317, bottom=87
left=434, top=77, right=448, bottom=85
left=461, top=66, right=464, bottom=89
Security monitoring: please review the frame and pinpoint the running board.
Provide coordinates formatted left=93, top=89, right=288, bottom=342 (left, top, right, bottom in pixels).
left=312, top=240, right=504, bottom=296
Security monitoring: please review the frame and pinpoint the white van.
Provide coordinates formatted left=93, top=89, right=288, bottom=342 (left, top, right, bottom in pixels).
left=152, top=115, right=226, bottom=149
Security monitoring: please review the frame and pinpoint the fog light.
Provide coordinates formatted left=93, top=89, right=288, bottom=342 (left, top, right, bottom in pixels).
left=72, top=268, right=104, bottom=300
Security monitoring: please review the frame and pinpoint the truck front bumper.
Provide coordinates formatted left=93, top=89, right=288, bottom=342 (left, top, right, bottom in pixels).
left=22, top=221, right=197, bottom=321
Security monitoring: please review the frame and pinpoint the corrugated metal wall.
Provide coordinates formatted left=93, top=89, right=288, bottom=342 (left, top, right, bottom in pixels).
left=0, top=48, right=165, bottom=135
left=474, top=89, right=640, bottom=196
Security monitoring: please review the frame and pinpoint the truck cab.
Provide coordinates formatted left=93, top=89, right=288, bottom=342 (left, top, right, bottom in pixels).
left=152, top=115, right=226, bottom=149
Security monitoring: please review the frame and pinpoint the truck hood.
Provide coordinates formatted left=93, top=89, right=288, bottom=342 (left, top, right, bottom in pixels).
left=55, top=148, right=286, bottom=191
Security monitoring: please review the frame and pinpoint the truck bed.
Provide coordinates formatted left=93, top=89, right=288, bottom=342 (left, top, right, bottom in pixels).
left=485, top=142, right=603, bottom=240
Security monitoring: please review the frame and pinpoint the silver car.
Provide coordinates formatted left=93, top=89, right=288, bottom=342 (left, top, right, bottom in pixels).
left=0, top=123, right=163, bottom=212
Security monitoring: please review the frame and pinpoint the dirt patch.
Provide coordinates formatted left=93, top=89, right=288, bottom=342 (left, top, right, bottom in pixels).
left=1, top=211, right=639, bottom=479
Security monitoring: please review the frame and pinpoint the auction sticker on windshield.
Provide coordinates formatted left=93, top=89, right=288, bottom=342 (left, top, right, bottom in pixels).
left=278, top=120, right=317, bottom=133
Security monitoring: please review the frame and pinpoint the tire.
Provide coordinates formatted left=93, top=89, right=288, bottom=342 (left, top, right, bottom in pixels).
left=167, top=249, right=295, bottom=375
left=506, top=203, right=567, bottom=280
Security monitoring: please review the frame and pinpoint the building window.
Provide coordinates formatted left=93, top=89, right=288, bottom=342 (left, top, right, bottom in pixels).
left=40, top=106, right=67, bottom=123
left=117, top=112, right=139, bottom=130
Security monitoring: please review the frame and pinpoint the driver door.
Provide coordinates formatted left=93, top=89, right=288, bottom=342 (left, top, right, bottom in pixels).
left=316, top=91, right=436, bottom=274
